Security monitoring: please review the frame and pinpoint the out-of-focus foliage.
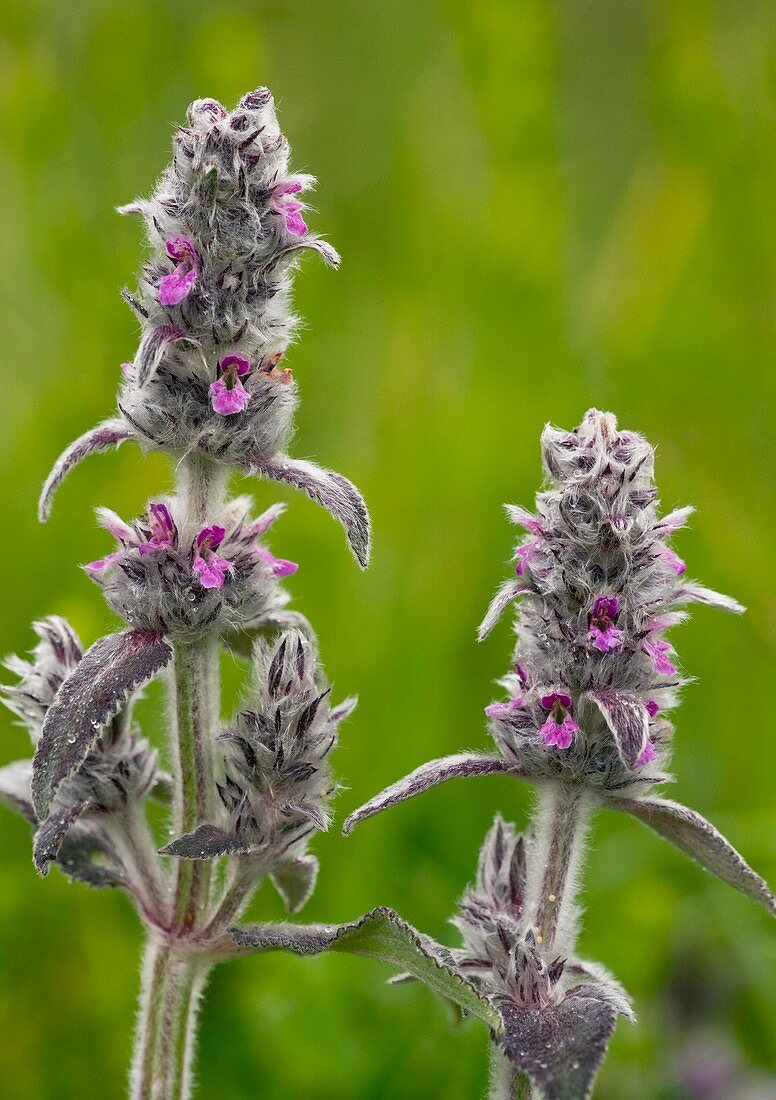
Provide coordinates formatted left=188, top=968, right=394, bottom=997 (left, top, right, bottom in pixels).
left=0, top=1, right=773, bottom=1096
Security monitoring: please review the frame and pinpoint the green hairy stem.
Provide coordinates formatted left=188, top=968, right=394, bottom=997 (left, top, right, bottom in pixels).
left=488, top=782, right=590, bottom=1100
left=131, top=456, right=225, bottom=1099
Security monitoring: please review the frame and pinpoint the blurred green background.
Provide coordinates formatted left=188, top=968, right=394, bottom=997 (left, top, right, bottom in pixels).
left=0, top=0, right=774, bottom=1096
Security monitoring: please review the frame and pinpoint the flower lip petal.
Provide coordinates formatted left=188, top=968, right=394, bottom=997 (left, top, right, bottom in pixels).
left=211, top=379, right=250, bottom=416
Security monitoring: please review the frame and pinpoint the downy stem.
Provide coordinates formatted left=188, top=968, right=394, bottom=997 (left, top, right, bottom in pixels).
left=131, top=453, right=226, bottom=1096
left=488, top=1045, right=531, bottom=1100
left=527, top=782, right=589, bottom=954
left=130, top=938, right=210, bottom=1100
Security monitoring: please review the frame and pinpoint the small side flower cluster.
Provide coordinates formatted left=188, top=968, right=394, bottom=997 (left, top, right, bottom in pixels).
left=479, top=408, right=742, bottom=790
left=84, top=497, right=297, bottom=641
left=161, top=630, right=356, bottom=915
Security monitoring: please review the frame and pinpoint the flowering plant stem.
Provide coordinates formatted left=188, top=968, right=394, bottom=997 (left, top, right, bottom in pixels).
left=132, top=456, right=225, bottom=1098
left=487, top=784, right=588, bottom=1100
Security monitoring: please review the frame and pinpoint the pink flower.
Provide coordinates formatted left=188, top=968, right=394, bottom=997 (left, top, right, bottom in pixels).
left=538, top=692, right=578, bottom=750
left=192, top=526, right=233, bottom=590
left=84, top=551, right=122, bottom=576
left=138, top=503, right=177, bottom=554
left=644, top=638, right=677, bottom=676
left=210, top=355, right=251, bottom=416
left=588, top=596, right=623, bottom=652
left=636, top=741, right=657, bottom=766
left=272, top=180, right=308, bottom=236
left=661, top=546, right=686, bottom=575
left=254, top=547, right=298, bottom=578
left=514, top=541, right=540, bottom=576
left=159, top=237, right=199, bottom=306
left=484, top=696, right=525, bottom=719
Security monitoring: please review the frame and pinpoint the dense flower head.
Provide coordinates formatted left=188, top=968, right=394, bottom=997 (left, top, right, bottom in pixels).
left=480, top=409, right=743, bottom=791
left=215, top=630, right=356, bottom=861
left=1, top=617, right=82, bottom=744
left=452, top=818, right=628, bottom=1016
left=85, top=496, right=297, bottom=641
left=115, top=88, right=339, bottom=468
left=39, top=89, right=371, bottom=570
left=162, top=630, right=356, bottom=884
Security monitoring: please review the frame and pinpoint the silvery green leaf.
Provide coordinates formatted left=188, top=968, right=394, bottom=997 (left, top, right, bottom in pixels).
left=0, top=760, right=35, bottom=824
left=343, top=754, right=519, bottom=835
left=231, top=906, right=501, bottom=1030
left=497, top=988, right=617, bottom=1100
left=57, top=824, right=125, bottom=889
left=563, top=959, right=635, bottom=1023
left=270, top=855, right=319, bottom=913
left=32, top=630, right=172, bottom=819
left=674, top=584, right=744, bottom=614
left=606, top=795, right=776, bottom=917
left=159, top=823, right=247, bottom=859
left=33, top=800, right=89, bottom=875
left=249, top=456, right=371, bottom=568
left=478, top=580, right=526, bottom=641
left=147, top=771, right=173, bottom=805
left=589, top=690, right=649, bottom=768
left=133, top=324, right=187, bottom=388
left=38, top=419, right=135, bottom=522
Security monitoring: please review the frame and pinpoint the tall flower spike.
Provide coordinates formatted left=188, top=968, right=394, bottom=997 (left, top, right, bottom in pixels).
left=39, top=90, right=370, bottom=567
left=342, top=409, right=774, bottom=1098
left=6, top=89, right=371, bottom=1100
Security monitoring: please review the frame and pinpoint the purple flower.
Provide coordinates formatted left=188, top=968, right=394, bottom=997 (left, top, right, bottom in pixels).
left=192, top=525, right=233, bottom=590
left=514, top=541, right=540, bottom=576
left=484, top=697, right=525, bottom=719
left=138, top=503, right=177, bottom=554
left=272, top=180, right=308, bottom=236
left=635, top=740, right=657, bottom=766
left=645, top=700, right=659, bottom=717
left=210, top=355, right=251, bottom=416
left=84, top=551, right=122, bottom=576
left=588, top=596, right=623, bottom=653
left=644, top=638, right=677, bottom=676
left=254, top=547, right=298, bottom=578
left=159, top=237, right=199, bottom=306
left=538, top=692, right=578, bottom=750
left=661, top=546, right=686, bottom=575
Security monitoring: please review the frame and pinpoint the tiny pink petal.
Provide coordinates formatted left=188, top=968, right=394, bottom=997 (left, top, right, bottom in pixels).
left=662, top=547, right=686, bottom=575
left=195, top=525, right=226, bottom=551
left=192, top=553, right=233, bottom=590
left=84, top=551, right=122, bottom=576
left=484, top=697, right=524, bottom=719
left=219, top=354, right=251, bottom=377
left=645, top=639, right=677, bottom=676
left=636, top=741, right=658, bottom=766
left=539, top=715, right=577, bottom=750
left=589, top=624, right=623, bottom=653
left=255, top=546, right=298, bottom=578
